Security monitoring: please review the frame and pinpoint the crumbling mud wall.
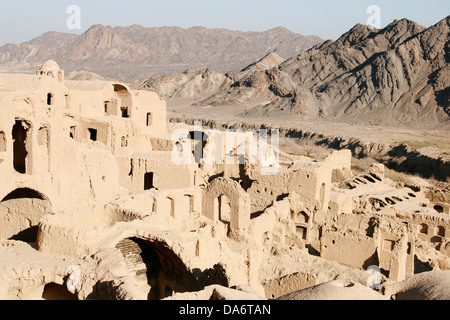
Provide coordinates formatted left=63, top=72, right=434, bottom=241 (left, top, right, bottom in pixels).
left=171, top=117, right=450, bottom=181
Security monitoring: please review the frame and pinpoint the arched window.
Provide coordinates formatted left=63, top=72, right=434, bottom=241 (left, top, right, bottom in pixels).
left=436, top=226, right=445, bottom=237
left=103, top=101, right=110, bottom=114
left=12, top=120, right=29, bottom=174
left=296, top=211, right=309, bottom=224
left=419, top=223, right=428, bottom=235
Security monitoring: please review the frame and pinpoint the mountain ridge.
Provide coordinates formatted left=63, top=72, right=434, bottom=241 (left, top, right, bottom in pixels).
left=0, top=24, right=323, bottom=81
left=140, top=17, right=449, bottom=128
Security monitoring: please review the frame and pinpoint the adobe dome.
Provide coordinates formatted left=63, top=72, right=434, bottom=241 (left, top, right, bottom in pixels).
left=277, top=280, right=387, bottom=300
left=39, top=60, right=61, bottom=71
left=37, top=60, right=64, bottom=82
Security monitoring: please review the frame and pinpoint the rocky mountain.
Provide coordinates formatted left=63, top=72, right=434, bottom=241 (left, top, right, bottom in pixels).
left=0, top=24, right=322, bottom=81
left=164, top=17, right=449, bottom=128
left=137, top=52, right=286, bottom=100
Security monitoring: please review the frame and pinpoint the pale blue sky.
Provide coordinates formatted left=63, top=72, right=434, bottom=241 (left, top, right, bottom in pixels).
left=0, top=0, right=448, bottom=45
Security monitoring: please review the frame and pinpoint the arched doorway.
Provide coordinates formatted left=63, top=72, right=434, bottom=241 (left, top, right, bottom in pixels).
left=114, top=85, right=132, bottom=118
left=203, top=177, right=251, bottom=234
left=115, top=237, right=198, bottom=300
left=0, top=188, right=51, bottom=242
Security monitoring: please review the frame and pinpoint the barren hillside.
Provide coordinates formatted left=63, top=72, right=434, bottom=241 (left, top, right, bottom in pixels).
left=0, top=25, right=322, bottom=81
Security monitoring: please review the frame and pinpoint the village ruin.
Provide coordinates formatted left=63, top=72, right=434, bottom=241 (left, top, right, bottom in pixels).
left=0, top=61, right=448, bottom=300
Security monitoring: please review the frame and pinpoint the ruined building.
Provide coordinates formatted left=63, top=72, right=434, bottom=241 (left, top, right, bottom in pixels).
left=0, top=61, right=448, bottom=300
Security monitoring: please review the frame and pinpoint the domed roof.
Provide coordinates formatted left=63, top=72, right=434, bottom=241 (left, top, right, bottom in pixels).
left=277, top=280, right=387, bottom=300
left=39, top=60, right=61, bottom=71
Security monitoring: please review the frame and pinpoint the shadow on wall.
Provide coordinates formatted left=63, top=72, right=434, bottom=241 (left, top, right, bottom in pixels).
left=414, top=255, right=434, bottom=274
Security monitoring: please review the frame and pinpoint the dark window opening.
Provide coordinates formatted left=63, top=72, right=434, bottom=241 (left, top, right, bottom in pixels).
left=121, top=107, right=129, bottom=118
left=12, top=120, right=28, bottom=174
left=144, top=173, right=155, bottom=190
left=434, top=205, right=444, bottom=213
left=437, top=226, right=445, bottom=237
left=419, top=224, right=428, bottom=235
left=104, top=102, right=109, bottom=114
left=47, top=93, right=53, bottom=106
left=88, top=128, right=97, bottom=141
left=70, top=126, right=76, bottom=140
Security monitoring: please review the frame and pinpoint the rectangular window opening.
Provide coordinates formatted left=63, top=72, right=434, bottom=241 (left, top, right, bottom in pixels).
left=121, top=107, right=129, bottom=118
left=88, top=128, right=97, bottom=141
left=70, top=126, right=76, bottom=140
left=144, top=172, right=155, bottom=190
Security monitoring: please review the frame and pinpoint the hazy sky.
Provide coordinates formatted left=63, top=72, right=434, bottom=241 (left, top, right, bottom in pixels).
left=0, top=0, right=449, bottom=45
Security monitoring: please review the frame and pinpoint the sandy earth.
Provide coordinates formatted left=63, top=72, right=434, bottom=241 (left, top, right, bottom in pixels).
left=167, top=99, right=450, bottom=162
